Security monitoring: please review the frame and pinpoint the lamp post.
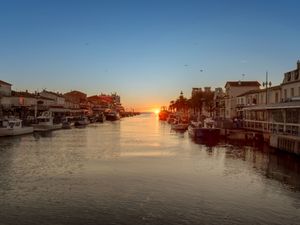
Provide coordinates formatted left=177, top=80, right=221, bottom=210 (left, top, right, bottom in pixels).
left=263, top=71, right=272, bottom=104
left=262, top=71, right=272, bottom=132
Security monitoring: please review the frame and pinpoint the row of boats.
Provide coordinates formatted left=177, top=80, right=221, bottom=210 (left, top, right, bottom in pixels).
left=160, top=111, right=220, bottom=139
left=0, top=110, right=121, bottom=137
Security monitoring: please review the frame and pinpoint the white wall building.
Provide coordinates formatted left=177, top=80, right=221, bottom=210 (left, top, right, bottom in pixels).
left=0, top=80, right=12, bottom=96
left=281, top=60, right=300, bottom=101
left=39, top=90, right=65, bottom=106
left=224, top=81, right=261, bottom=119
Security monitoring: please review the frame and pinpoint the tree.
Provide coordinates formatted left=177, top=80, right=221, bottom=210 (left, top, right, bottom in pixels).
left=170, top=91, right=189, bottom=113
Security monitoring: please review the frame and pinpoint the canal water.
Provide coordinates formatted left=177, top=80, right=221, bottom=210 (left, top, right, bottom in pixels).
left=0, top=113, right=299, bottom=225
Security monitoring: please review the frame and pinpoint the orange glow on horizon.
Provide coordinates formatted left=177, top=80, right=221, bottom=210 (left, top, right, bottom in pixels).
left=154, top=109, right=160, bottom=114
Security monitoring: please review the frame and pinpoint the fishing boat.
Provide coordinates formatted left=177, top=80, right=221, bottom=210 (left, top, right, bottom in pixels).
left=188, top=118, right=220, bottom=138
left=62, top=116, right=75, bottom=129
left=159, top=106, right=169, bottom=121
left=167, top=114, right=176, bottom=124
left=32, top=111, right=62, bottom=131
left=105, top=111, right=120, bottom=121
left=96, top=112, right=106, bottom=123
left=74, top=116, right=90, bottom=127
left=88, top=115, right=97, bottom=123
left=171, top=118, right=189, bottom=131
left=0, top=118, right=33, bottom=136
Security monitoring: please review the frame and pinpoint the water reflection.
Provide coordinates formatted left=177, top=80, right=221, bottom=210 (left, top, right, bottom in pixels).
left=0, top=113, right=299, bottom=225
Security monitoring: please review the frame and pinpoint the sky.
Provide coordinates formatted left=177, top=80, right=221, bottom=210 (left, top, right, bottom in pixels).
left=0, top=0, right=300, bottom=112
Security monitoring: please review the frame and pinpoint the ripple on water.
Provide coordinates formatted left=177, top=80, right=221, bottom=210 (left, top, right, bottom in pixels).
left=0, top=113, right=299, bottom=225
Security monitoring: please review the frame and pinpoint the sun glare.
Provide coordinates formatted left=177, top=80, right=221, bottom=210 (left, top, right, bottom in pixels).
left=154, top=109, right=160, bottom=114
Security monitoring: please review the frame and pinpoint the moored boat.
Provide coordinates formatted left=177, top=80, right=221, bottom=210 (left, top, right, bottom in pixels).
left=105, top=111, right=120, bottom=121
left=159, top=106, right=169, bottom=121
left=62, top=116, right=75, bottom=129
left=95, top=112, right=106, bottom=123
left=0, top=118, right=33, bottom=136
left=32, top=111, right=62, bottom=131
left=188, top=118, right=220, bottom=139
left=74, top=116, right=90, bottom=127
left=171, top=118, right=189, bottom=131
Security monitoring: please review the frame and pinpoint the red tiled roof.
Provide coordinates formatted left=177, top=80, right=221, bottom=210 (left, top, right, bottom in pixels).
left=64, top=90, right=86, bottom=96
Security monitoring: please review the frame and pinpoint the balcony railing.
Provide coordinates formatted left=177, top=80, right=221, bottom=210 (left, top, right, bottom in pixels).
left=243, top=119, right=300, bottom=137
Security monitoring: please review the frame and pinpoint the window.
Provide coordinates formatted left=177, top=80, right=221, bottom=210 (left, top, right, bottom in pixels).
left=299, top=87, right=300, bottom=96
left=291, top=88, right=294, bottom=97
left=287, top=73, right=291, bottom=81
left=275, top=92, right=279, bottom=103
left=295, top=71, right=299, bottom=80
left=284, top=89, right=287, bottom=99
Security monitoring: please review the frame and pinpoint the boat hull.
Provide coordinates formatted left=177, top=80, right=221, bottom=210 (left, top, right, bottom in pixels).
left=188, top=126, right=220, bottom=138
left=171, top=124, right=189, bottom=131
left=0, top=127, right=34, bottom=137
left=62, top=122, right=74, bottom=129
left=105, top=114, right=120, bottom=121
left=74, top=121, right=90, bottom=127
left=33, top=124, right=63, bottom=132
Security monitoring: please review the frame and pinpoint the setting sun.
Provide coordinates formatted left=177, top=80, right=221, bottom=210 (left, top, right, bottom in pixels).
left=154, top=109, right=160, bottom=114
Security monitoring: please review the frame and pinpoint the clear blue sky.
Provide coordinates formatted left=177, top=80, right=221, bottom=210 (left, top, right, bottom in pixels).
left=0, top=0, right=300, bottom=111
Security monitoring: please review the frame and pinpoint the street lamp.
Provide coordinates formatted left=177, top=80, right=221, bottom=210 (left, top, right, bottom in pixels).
left=263, top=71, right=272, bottom=104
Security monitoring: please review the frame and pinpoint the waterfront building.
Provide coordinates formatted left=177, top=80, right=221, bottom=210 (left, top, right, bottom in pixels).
left=111, top=92, right=121, bottom=104
left=224, top=81, right=261, bottom=119
left=0, top=80, right=12, bottom=96
left=0, top=91, right=37, bottom=118
left=281, top=60, right=300, bottom=101
left=64, top=90, right=87, bottom=104
left=236, top=85, right=282, bottom=118
left=213, top=87, right=225, bottom=119
left=40, top=90, right=65, bottom=106
left=191, top=88, right=202, bottom=97
left=242, top=61, right=300, bottom=154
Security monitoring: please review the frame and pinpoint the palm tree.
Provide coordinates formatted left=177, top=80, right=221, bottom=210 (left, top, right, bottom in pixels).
left=203, top=90, right=215, bottom=117
left=174, top=91, right=188, bottom=113
left=189, top=91, right=204, bottom=115
left=169, top=100, right=175, bottom=112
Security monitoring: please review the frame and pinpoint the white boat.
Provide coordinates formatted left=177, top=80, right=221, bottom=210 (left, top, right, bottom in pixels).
left=0, top=118, right=33, bottom=136
left=62, top=116, right=75, bottom=129
left=171, top=119, right=189, bottom=131
left=74, top=116, right=90, bottom=126
left=32, top=111, right=62, bottom=131
left=188, top=118, right=220, bottom=138
left=105, top=111, right=120, bottom=121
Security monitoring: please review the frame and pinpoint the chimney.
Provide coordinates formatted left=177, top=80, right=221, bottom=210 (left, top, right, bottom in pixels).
left=297, top=60, right=300, bottom=69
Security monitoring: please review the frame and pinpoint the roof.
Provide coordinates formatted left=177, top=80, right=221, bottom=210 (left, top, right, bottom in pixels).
left=225, top=81, right=261, bottom=88
left=269, top=85, right=281, bottom=90
left=64, top=90, right=86, bottom=96
left=237, top=89, right=264, bottom=97
left=42, top=90, right=64, bottom=97
left=87, top=95, right=99, bottom=100
left=237, top=85, right=282, bottom=97
left=11, top=91, right=36, bottom=98
left=0, top=80, right=12, bottom=86
left=243, top=101, right=300, bottom=110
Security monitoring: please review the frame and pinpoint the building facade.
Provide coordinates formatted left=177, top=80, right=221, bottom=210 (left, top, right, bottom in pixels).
left=224, top=81, right=261, bottom=119
left=281, top=60, right=300, bottom=101
left=0, top=80, right=12, bottom=96
left=242, top=61, right=300, bottom=154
